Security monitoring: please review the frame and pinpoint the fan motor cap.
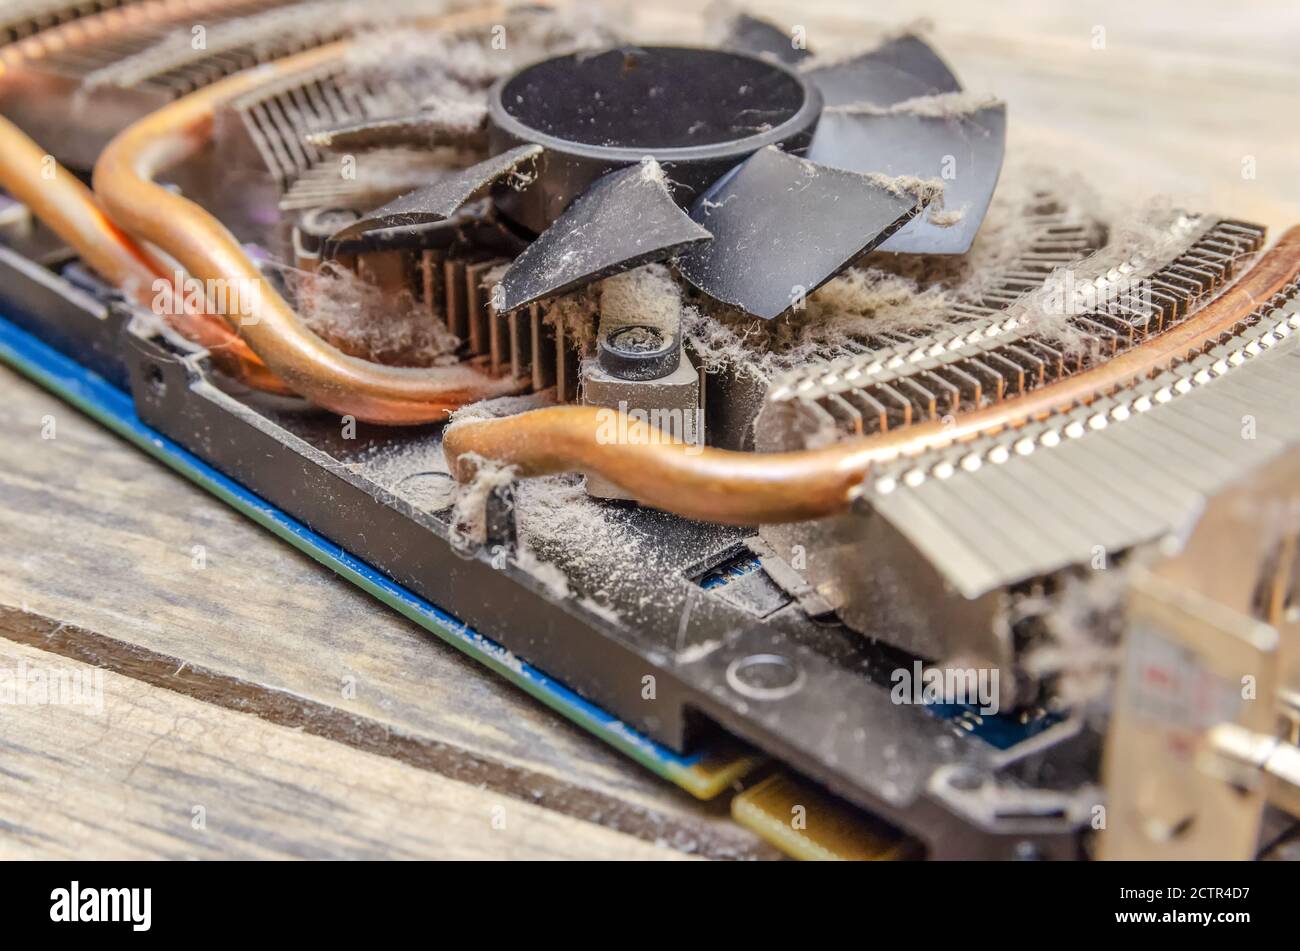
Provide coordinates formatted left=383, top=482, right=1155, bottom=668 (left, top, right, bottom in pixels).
left=487, top=46, right=823, bottom=233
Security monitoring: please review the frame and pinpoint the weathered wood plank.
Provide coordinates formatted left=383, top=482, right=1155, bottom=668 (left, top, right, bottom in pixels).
left=0, top=638, right=693, bottom=860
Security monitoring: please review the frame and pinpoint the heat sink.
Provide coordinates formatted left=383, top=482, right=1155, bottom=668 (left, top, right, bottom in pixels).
left=0, top=0, right=321, bottom=168
left=761, top=218, right=1265, bottom=447
left=0, top=0, right=143, bottom=46
left=757, top=215, right=1279, bottom=695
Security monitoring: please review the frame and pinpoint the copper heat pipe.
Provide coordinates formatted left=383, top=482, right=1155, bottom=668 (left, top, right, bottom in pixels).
left=444, top=226, right=1300, bottom=524
left=91, top=11, right=526, bottom=424
left=0, top=113, right=287, bottom=392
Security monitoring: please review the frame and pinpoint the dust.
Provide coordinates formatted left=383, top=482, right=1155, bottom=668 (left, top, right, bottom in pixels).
left=275, top=260, right=459, bottom=367
left=540, top=284, right=601, bottom=351
left=599, top=263, right=684, bottom=334
left=430, top=465, right=633, bottom=621
left=447, top=388, right=557, bottom=425
left=638, top=158, right=669, bottom=188
left=446, top=450, right=516, bottom=550
left=928, top=207, right=966, bottom=227
left=343, top=3, right=628, bottom=99
left=681, top=262, right=957, bottom=380
left=828, top=92, right=1002, bottom=119
left=511, top=475, right=680, bottom=624
left=678, top=163, right=1111, bottom=380
left=1013, top=204, right=1206, bottom=358
left=514, top=543, right=572, bottom=600
left=1020, top=567, right=1131, bottom=711
left=864, top=172, right=946, bottom=210
left=79, top=0, right=408, bottom=89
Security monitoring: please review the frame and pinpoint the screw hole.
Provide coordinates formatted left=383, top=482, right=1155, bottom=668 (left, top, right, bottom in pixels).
left=725, top=653, right=803, bottom=700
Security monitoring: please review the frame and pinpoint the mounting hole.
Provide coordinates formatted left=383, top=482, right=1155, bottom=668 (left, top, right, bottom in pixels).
left=725, top=653, right=804, bottom=700
left=395, top=471, right=458, bottom=511
left=146, top=364, right=167, bottom=397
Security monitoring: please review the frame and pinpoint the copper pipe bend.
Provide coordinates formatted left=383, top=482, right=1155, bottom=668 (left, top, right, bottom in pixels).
left=92, top=16, right=526, bottom=424
left=445, top=404, right=888, bottom=524
left=0, top=114, right=287, bottom=392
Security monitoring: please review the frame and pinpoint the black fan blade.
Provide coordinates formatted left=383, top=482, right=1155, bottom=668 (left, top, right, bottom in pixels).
left=807, top=102, right=1006, bottom=254
left=496, top=161, right=712, bottom=312
left=675, top=147, right=926, bottom=320
left=331, top=144, right=542, bottom=241
left=721, top=13, right=811, bottom=64
left=303, top=100, right=488, bottom=152
left=803, top=34, right=961, bottom=107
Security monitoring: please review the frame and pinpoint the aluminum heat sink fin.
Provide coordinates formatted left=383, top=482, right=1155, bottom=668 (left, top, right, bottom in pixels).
left=721, top=13, right=812, bottom=65
left=331, top=144, right=543, bottom=241
left=676, top=147, right=926, bottom=320
left=496, top=162, right=713, bottom=312
left=807, top=103, right=1006, bottom=254
left=803, top=34, right=962, bottom=107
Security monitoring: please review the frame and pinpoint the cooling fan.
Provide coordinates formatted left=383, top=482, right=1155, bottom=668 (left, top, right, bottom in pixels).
left=334, top=16, right=1007, bottom=320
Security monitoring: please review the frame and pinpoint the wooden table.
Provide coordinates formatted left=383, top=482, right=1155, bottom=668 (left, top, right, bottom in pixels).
left=1, top=0, right=1296, bottom=859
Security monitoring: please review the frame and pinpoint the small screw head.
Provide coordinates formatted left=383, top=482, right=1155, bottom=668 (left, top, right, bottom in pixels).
left=598, top=323, right=679, bottom=380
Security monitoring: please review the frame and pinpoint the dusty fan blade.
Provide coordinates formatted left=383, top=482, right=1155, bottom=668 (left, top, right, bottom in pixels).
left=675, top=147, right=927, bottom=320
left=303, top=101, right=488, bottom=152
left=331, top=145, right=542, bottom=241
left=496, top=161, right=712, bottom=312
left=803, top=34, right=961, bottom=107
left=807, top=103, right=1006, bottom=254
left=721, top=13, right=811, bottom=65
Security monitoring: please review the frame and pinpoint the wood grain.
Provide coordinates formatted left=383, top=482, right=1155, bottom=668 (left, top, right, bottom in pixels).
left=0, top=638, right=693, bottom=859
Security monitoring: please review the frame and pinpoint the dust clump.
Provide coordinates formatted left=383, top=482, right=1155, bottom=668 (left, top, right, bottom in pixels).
left=343, top=3, right=628, bottom=103
left=928, top=207, right=966, bottom=227
left=277, top=261, right=460, bottom=367
left=447, top=451, right=516, bottom=551
left=1014, top=203, right=1207, bottom=359
left=864, top=172, right=946, bottom=211
left=1020, top=566, right=1132, bottom=712
left=599, top=264, right=684, bottom=334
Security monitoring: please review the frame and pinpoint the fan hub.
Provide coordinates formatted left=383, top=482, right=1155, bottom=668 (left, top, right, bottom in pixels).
left=487, top=46, right=822, bottom=232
